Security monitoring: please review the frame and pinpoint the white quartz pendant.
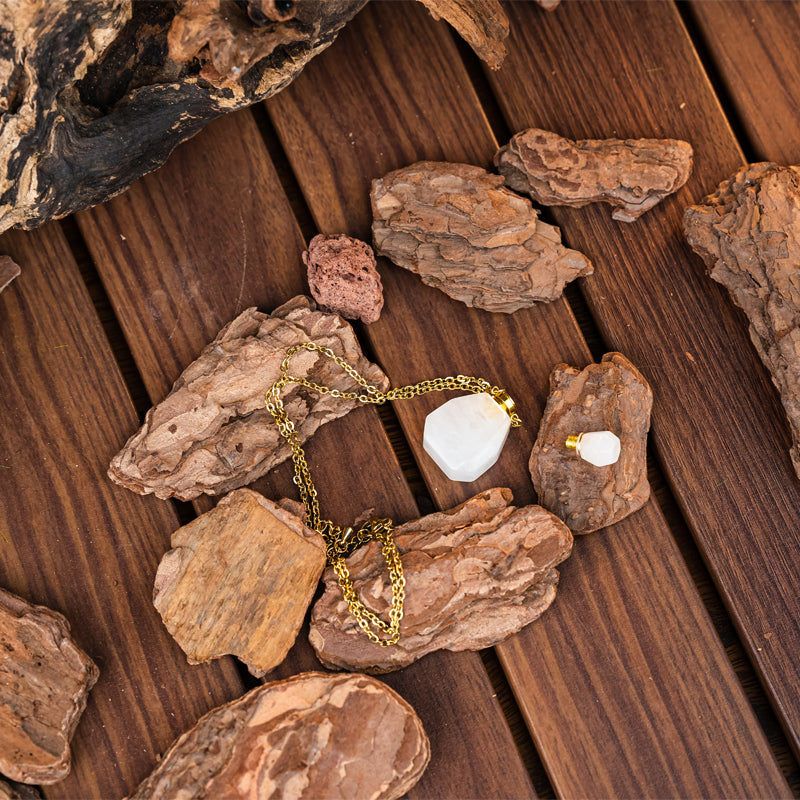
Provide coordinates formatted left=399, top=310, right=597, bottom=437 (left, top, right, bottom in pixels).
left=570, top=431, right=621, bottom=467
left=423, top=392, right=511, bottom=482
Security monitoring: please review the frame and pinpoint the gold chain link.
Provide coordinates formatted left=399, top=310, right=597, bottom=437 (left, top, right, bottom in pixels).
left=265, top=341, right=521, bottom=646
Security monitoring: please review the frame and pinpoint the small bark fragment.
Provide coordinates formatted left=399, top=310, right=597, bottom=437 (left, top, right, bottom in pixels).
left=0, top=588, right=99, bottom=785
left=0, top=780, right=41, bottom=800
left=529, top=353, right=652, bottom=534
left=495, top=128, right=693, bottom=222
left=154, top=489, right=325, bottom=677
left=109, top=296, right=388, bottom=501
left=129, top=672, right=430, bottom=800
left=371, top=161, right=592, bottom=313
left=309, top=488, right=572, bottom=673
left=414, top=0, right=509, bottom=69
left=303, top=233, right=384, bottom=324
left=684, top=163, right=800, bottom=478
left=0, top=256, right=20, bottom=294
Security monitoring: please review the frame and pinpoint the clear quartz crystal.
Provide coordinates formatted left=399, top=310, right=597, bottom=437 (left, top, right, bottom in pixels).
left=423, top=392, right=511, bottom=482
left=577, top=431, right=621, bottom=467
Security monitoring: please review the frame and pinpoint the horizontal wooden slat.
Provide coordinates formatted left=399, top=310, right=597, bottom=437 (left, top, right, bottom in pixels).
left=0, top=225, right=244, bottom=798
left=265, top=2, right=789, bottom=796
left=487, top=0, right=800, bottom=762
left=77, top=106, right=535, bottom=800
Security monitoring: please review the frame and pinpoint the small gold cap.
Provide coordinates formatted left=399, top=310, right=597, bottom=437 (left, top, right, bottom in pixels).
left=565, top=434, right=582, bottom=451
left=492, top=390, right=516, bottom=418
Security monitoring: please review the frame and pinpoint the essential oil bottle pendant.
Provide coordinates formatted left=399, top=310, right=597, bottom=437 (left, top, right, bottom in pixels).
left=423, top=392, right=514, bottom=482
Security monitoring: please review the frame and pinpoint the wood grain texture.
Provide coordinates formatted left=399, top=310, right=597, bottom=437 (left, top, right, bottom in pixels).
left=77, top=102, right=535, bottom=799
left=0, top=225, right=244, bottom=798
left=689, top=0, right=800, bottom=164
left=266, top=2, right=790, bottom=796
left=487, top=0, right=800, bottom=761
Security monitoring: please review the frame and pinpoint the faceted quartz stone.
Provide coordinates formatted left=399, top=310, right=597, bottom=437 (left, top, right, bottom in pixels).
left=423, top=392, right=511, bottom=482
left=576, top=430, right=621, bottom=467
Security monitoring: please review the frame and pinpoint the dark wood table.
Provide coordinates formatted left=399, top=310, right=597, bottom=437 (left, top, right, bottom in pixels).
left=2, top=2, right=800, bottom=797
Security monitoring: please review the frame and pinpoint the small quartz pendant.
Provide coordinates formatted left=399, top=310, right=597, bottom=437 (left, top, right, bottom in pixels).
left=423, top=392, right=511, bottom=482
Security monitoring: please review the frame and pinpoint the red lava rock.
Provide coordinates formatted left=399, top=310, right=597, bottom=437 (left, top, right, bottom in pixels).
left=303, top=234, right=384, bottom=324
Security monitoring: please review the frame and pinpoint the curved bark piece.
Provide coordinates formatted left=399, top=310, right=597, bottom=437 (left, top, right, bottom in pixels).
left=529, top=353, right=652, bottom=533
left=684, top=162, right=800, bottom=478
left=109, top=296, right=389, bottom=500
left=0, top=0, right=366, bottom=234
left=0, top=256, right=20, bottom=294
left=371, top=161, right=592, bottom=313
left=496, top=128, right=693, bottom=222
left=129, top=672, right=430, bottom=800
left=310, top=488, right=573, bottom=673
left=0, top=588, right=99, bottom=785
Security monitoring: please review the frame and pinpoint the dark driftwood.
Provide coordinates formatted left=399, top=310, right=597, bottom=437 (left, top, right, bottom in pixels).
left=0, top=0, right=366, bottom=234
left=129, top=672, right=430, bottom=800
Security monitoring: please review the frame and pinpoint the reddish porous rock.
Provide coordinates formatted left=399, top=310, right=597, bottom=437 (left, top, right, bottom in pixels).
left=530, top=353, right=652, bottom=533
left=371, top=161, right=592, bottom=312
left=309, top=488, right=572, bottom=673
left=109, top=296, right=388, bottom=500
left=129, top=672, right=430, bottom=800
left=303, top=234, right=384, bottom=324
left=0, top=256, right=20, bottom=293
left=684, top=163, right=800, bottom=478
left=0, top=588, right=99, bottom=784
left=495, top=128, right=693, bottom=222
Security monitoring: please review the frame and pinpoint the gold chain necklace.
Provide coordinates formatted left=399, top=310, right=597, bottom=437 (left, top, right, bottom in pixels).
left=265, top=341, right=521, bottom=646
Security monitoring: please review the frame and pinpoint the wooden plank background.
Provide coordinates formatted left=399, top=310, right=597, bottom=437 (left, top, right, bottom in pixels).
left=2, top=1, right=800, bottom=797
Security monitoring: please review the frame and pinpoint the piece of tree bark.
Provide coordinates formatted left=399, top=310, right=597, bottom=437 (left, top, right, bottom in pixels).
left=304, top=234, right=384, bottom=324
left=109, top=295, right=388, bottom=501
left=684, top=162, right=800, bottom=479
left=153, top=488, right=325, bottom=677
left=495, top=128, right=693, bottom=222
left=415, top=1, right=509, bottom=69
left=309, top=488, right=573, bottom=673
left=529, top=353, right=652, bottom=534
left=371, top=161, right=593, bottom=313
left=129, top=672, right=430, bottom=800
left=0, top=588, right=99, bottom=785
left=0, top=0, right=366, bottom=234
left=0, top=256, right=20, bottom=294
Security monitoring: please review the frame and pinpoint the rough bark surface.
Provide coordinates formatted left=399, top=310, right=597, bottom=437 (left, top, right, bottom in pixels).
left=495, top=128, right=693, bottom=222
left=415, top=0, right=509, bottom=69
left=684, top=162, right=800, bottom=478
left=304, top=234, right=384, bottom=324
left=0, top=0, right=366, bottom=234
left=109, top=296, right=388, bottom=500
left=0, top=256, right=20, bottom=294
left=129, top=672, right=430, bottom=800
left=309, top=488, right=573, bottom=673
left=529, top=353, right=652, bottom=534
left=0, top=588, right=99, bottom=785
left=153, top=489, right=325, bottom=677
left=371, top=161, right=593, bottom=312
left=0, top=780, right=41, bottom=800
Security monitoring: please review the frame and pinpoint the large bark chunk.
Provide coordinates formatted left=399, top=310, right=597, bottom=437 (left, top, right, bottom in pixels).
left=0, top=0, right=366, bottom=234
left=309, top=488, right=572, bottom=673
left=684, top=163, right=800, bottom=478
left=415, top=1, right=509, bottom=69
left=154, top=489, right=325, bottom=677
left=371, top=161, right=592, bottom=313
left=0, top=588, right=99, bottom=785
left=529, top=353, right=652, bottom=533
left=109, top=296, right=388, bottom=500
left=495, top=128, right=693, bottom=222
left=129, top=672, right=430, bottom=800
